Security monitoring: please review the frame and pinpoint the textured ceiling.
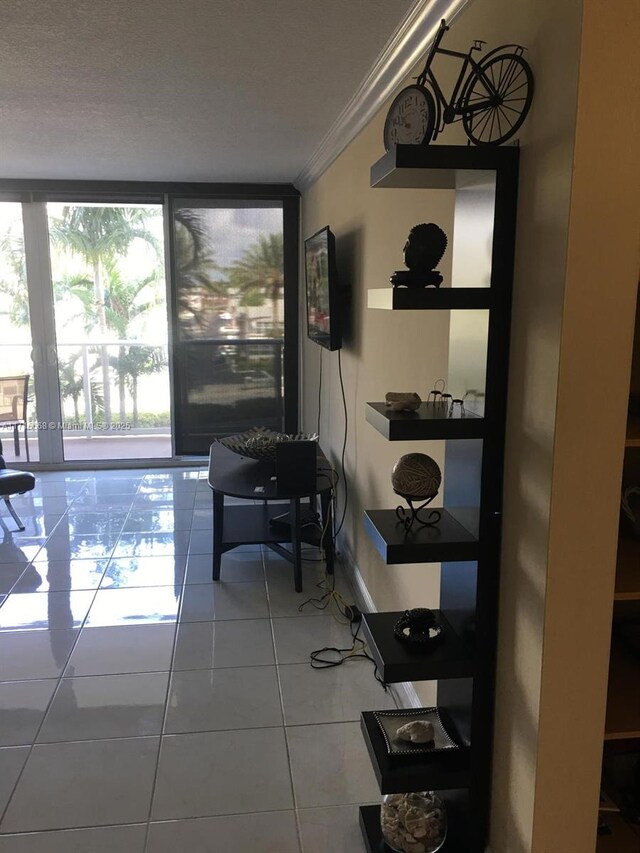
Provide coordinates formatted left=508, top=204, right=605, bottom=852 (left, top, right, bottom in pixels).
left=0, top=0, right=414, bottom=183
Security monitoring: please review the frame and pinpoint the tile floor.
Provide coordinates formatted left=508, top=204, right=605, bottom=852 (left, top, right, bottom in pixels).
left=0, top=468, right=396, bottom=852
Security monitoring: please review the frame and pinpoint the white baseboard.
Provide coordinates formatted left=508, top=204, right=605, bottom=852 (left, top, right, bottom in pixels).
left=337, top=539, right=422, bottom=710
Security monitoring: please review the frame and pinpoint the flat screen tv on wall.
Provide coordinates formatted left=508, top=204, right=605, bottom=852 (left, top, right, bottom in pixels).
left=304, top=226, right=341, bottom=351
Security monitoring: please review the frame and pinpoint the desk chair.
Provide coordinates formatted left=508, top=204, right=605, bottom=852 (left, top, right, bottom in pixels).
left=0, top=438, right=35, bottom=531
left=0, top=374, right=30, bottom=461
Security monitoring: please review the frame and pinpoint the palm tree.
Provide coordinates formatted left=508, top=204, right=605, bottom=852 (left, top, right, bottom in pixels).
left=174, top=208, right=226, bottom=338
left=0, top=233, right=29, bottom=327
left=227, top=233, right=284, bottom=336
left=57, top=354, right=85, bottom=424
left=50, top=207, right=159, bottom=424
left=58, top=352, right=104, bottom=424
left=116, top=346, right=166, bottom=427
left=103, top=262, right=163, bottom=422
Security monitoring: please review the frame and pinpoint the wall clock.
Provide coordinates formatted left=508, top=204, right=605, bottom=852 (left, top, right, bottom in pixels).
left=383, top=84, right=436, bottom=151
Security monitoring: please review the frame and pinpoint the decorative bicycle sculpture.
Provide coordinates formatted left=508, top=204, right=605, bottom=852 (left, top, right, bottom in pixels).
left=384, top=18, right=534, bottom=149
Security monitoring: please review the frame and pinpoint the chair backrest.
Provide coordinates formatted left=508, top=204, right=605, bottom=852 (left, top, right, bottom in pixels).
left=0, top=375, right=29, bottom=423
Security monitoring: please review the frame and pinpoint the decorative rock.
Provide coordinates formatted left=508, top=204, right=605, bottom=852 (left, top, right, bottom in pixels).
left=385, top=392, right=422, bottom=412
left=396, top=720, right=435, bottom=744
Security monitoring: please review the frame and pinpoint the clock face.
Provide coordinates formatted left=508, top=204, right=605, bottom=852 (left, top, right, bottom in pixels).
left=384, top=85, right=434, bottom=151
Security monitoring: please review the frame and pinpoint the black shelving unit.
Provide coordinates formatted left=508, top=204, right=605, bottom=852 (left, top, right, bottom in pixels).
left=362, top=611, right=474, bottom=683
left=360, top=710, right=470, bottom=793
left=360, top=144, right=519, bottom=852
left=366, top=402, right=484, bottom=441
left=364, top=508, right=479, bottom=564
left=367, top=287, right=493, bottom=310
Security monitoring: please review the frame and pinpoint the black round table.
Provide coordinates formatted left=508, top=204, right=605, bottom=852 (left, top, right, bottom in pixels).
left=207, top=442, right=335, bottom=591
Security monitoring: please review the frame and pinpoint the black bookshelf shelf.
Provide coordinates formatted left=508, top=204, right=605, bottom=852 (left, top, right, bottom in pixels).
left=360, top=802, right=470, bottom=853
left=370, top=143, right=519, bottom=190
left=364, top=508, right=479, bottom=565
left=368, top=287, right=492, bottom=311
left=360, top=710, right=470, bottom=793
left=362, top=610, right=473, bottom=683
left=366, top=402, right=484, bottom=441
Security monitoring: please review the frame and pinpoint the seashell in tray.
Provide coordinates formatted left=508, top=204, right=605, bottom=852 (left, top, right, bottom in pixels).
left=396, top=720, right=435, bottom=744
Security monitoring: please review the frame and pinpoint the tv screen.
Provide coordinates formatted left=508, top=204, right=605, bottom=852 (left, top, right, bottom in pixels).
left=304, top=226, right=341, bottom=351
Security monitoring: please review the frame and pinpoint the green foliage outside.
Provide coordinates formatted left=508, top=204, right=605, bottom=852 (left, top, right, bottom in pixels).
left=1, top=205, right=284, bottom=438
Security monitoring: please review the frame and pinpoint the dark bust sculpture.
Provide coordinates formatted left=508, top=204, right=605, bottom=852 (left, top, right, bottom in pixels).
left=390, top=223, right=448, bottom=289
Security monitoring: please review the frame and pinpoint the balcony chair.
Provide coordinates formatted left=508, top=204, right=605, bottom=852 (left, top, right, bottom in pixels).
left=0, top=438, right=35, bottom=532
left=0, top=374, right=30, bottom=461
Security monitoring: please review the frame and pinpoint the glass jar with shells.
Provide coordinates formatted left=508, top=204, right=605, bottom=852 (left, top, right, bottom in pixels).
left=380, top=791, right=447, bottom=853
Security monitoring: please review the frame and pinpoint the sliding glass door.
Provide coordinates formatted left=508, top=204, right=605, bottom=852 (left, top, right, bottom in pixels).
left=0, top=201, right=39, bottom=463
left=170, top=198, right=298, bottom=455
left=46, top=202, right=171, bottom=461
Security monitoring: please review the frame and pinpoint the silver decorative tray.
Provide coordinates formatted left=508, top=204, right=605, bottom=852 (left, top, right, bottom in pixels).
left=373, top=707, right=459, bottom=756
left=216, top=427, right=318, bottom=461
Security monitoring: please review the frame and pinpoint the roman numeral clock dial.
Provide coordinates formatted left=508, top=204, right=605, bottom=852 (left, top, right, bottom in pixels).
left=383, top=84, right=436, bottom=151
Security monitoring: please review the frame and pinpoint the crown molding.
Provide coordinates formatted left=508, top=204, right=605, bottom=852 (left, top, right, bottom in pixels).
left=295, top=0, right=472, bottom=193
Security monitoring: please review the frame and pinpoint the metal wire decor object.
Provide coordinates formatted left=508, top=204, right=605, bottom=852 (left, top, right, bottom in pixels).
left=216, top=427, right=318, bottom=461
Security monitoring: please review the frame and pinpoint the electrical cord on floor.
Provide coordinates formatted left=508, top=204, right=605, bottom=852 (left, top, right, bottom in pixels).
left=308, top=600, right=387, bottom=690
left=298, top=566, right=387, bottom=690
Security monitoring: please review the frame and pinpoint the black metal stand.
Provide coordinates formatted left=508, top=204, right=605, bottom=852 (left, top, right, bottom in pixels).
left=395, top=497, right=442, bottom=530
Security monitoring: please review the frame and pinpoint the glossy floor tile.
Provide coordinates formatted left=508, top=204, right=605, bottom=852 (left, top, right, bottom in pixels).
left=272, top=613, right=359, bottom=664
left=279, top=661, right=394, bottom=726
left=0, top=630, right=78, bottom=681
left=64, top=624, right=176, bottom=676
left=0, top=565, right=28, bottom=596
left=0, top=467, right=391, bottom=848
left=0, top=680, right=58, bottom=746
left=152, top=728, right=294, bottom=820
left=13, top=559, right=109, bottom=593
left=101, top=556, right=186, bottom=589
left=184, top=551, right=264, bottom=584
left=0, top=824, right=146, bottom=852
left=147, top=811, right=300, bottom=853
left=179, top=582, right=269, bottom=621
left=297, top=804, right=369, bottom=853
left=0, top=591, right=96, bottom=632
left=111, top=532, right=190, bottom=559
left=172, top=619, right=275, bottom=670
left=2, top=737, right=159, bottom=832
left=164, top=666, right=282, bottom=733
left=0, top=747, right=29, bottom=813
left=286, top=722, right=381, bottom=808
left=38, top=672, right=169, bottom=742
left=123, top=509, right=193, bottom=533
left=84, top=586, right=181, bottom=627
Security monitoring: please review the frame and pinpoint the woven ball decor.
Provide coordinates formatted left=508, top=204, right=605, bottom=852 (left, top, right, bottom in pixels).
left=391, top=453, right=442, bottom=501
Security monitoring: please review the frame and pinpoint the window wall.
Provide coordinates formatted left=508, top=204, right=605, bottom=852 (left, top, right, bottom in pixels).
left=0, top=185, right=299, bottom=464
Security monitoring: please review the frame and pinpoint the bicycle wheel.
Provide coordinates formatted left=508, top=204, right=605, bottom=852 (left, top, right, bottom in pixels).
left=461, top=53, right=533, bottom=145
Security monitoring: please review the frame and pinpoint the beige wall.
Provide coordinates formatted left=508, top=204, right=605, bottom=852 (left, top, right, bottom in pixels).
left=301, top=122, right=455, bottom=712
left=530, top=0, right=640, bottom=849
left=301, top=0, right=640, bottom=851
